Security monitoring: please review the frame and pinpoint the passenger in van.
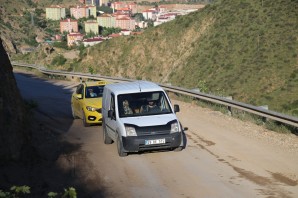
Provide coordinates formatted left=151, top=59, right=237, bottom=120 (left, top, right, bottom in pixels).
left=123, top=100, right=133, bottom=115
left=141, top=99, right=160, bottom=113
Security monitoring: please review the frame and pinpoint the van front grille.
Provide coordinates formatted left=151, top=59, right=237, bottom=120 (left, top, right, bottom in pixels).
left=135, top=125, right=171, bottom=136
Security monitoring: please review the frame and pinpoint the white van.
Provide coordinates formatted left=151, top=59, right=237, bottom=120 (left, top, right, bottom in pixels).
left=102, top=81, right=184, bottom=157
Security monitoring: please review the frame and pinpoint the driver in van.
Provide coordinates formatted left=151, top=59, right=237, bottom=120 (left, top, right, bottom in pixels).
left=141, top=98, right=160, bottom=113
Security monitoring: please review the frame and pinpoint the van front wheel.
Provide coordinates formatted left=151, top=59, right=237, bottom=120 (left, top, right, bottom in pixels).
left=117, top=135, right=127, bottom=157
left=103, top=122, right=112, bottom=144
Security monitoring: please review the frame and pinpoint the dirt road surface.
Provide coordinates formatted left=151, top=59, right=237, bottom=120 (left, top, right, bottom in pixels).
left=8, top=71, right=298, bottom=197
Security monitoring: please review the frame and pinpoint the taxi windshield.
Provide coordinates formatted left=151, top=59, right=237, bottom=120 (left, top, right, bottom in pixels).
left=85, top=86, right=104, bottom=98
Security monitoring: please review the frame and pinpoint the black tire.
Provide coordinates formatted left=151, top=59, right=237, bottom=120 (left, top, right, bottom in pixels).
left=82, top=111, right=90, bottom=127
left=174, top=146, right=183, bottom=152
left=103, top=121, right=112, bottom=144
left=117, top=134, right=127, bottom=157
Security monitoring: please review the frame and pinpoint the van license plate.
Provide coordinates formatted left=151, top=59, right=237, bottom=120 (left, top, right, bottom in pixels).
left=145, top=139, right=165, bottom=145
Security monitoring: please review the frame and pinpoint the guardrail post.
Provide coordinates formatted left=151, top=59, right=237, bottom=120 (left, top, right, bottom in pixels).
left=225, top=96, right=233, bottom=116
left=259, top=105, right=269, bottom=123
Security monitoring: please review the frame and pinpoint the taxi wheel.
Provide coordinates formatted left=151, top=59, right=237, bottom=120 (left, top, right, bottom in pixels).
left=82, top=111, right=90, bottom=127
left=117, top=134, right=127, bottom=157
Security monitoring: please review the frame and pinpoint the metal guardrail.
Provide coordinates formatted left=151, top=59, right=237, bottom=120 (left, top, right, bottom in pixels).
left=12, top=62, right=298, bottom=128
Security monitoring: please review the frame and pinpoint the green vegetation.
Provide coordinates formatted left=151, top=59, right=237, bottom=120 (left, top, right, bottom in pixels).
left=97, top=6, right=113, bottom=14
left=51, top=55, right=67, bottom=65
left=0, top=186, right=77, bottom=198
left=99, top=27, right=122, bottom=36
left=9, top=0, right=298, bottom=117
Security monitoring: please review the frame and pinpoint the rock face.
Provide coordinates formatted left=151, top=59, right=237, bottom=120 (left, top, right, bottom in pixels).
left=0, top=35, right=17, bottom=55
left=0, top=38, right=29, bottom=161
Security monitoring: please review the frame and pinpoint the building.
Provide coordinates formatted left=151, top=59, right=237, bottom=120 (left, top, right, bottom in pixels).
left=70, top=5, right=96, bottom=19
left=60, top=18, right=78, bottom=33
left=142, top=9, right=157, bottom=20
left=85, top=20, right=99, bottom=34
left=111, top=2, right=126, bottom=10
left=120, top=29, right=131, bottom=36
left=83, top=37, right=104, bottom=47
left=67, top=33, right=84, bottom=46
left=127, top=2, right=138, bottom=14
left=111, top=2, right=137, bottom=14
left=46, top=5, right=66, bottom=20
left=115, top=7, right=131, bottom=16
left=97, top=14, right=116, bottom=28
left=115, top=16, right=135, bottom=30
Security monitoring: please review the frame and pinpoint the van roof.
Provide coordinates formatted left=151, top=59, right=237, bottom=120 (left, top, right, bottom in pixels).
left=105, top=81, right=163, bottom=95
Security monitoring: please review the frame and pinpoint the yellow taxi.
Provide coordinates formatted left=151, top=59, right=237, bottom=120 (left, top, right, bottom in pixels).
left=71, top=81, right=108, bottom=127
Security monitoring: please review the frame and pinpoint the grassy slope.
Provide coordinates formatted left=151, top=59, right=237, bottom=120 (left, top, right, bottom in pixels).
left=78, top=0, right=297, bottom=116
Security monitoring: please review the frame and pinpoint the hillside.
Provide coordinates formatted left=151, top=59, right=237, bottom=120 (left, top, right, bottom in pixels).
left=0, top=0, right=78, bottom=54
left=10, top=0, right=298, bottom=116
left=76, top=0, right=297, bottom=116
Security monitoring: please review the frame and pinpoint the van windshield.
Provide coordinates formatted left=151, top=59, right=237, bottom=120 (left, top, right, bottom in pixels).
left=117, top=91, right=172, bottom=118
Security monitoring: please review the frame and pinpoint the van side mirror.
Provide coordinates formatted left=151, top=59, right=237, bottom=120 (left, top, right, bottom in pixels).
left=108, top=110, right=115, bottom=119
left=174, top=104, right=180, bottom=113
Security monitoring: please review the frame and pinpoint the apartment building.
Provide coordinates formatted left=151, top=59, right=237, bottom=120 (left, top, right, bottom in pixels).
left=97, top=14, right=116, bottom=28
left=115, top=7, right=132, bottom=16
left=60, top=18, right=78, bottom=33
left=142, top=9, right=157, bottom=20
left=85, top=20, right=99, bottom=34
left=111, top=1, right=126, bottom=10
left=127, top=2, right=138, bottom=14
left=115, top=16, right=135, bottom=30
left=111, top=2, right=137, bottom=14
left=67, top=32, right=84, bottom=46
left=46, top=5, right=66, bottom=20
left=70, top=5, right=96, bottom=19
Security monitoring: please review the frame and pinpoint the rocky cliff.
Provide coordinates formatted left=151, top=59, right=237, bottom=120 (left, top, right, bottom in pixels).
left=0, top=38, right=30, bottom=161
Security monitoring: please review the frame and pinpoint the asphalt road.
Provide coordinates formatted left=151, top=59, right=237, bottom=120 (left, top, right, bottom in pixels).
left=14, top=71, right=298, bottom=198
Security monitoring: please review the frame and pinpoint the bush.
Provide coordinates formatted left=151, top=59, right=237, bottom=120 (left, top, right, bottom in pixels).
left=51, top=55, right=67, bottom=66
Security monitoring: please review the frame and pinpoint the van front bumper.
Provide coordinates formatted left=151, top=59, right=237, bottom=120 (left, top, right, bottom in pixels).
left=122, top=132, right=181, bottom=152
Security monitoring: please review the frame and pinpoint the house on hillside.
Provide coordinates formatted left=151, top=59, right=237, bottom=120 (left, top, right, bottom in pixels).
left=60, top=18, right=78, bottom=33
left=83, top=37, right=104, bottom=47
left=67, top=32, right=84, bottom=46
left=120, top=29, right=131, bottom=36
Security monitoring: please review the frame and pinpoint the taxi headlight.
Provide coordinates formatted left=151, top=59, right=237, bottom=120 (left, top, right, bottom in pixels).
left=171, top=121, right=180, bottom=133
left=125, top=125, right=137, bottom=136
left=86, top=106, right=96, bottom=112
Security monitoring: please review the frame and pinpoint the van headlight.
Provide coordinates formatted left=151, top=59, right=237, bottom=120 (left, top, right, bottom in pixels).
left=125, top=125, right=137, bottom=136
left=86, top=106, right=96, bottom=112
left=170, top=121, right=180, bottom=133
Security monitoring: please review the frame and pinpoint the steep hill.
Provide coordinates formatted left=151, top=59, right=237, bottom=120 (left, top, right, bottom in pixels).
left=76, top=0, right=297, bottom=116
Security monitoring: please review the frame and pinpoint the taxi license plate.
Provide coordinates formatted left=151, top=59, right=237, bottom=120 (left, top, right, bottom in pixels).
left=145, top=139, right=165, bottom=145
